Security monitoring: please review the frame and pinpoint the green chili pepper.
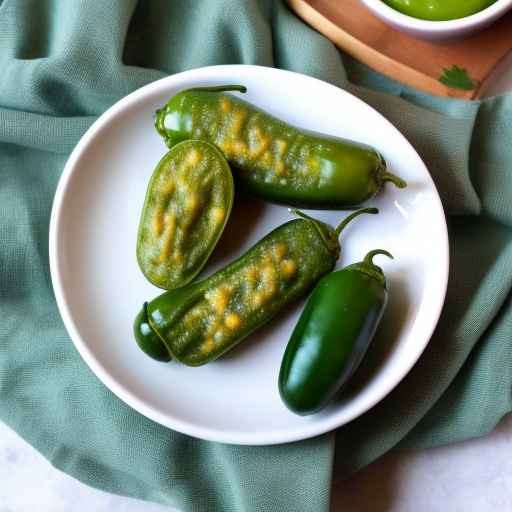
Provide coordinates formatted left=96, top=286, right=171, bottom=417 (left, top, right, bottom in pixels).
left=155, top=85, right=405, bottom=209
left=279, top=249, right=392, bottom=415
left=137, top=140, right=233, bottom=290
left=382, top=0, right=497, bottom=21
left=133, top=303, right=172, bottom=362
left=134, top=207, right=379, bottom=364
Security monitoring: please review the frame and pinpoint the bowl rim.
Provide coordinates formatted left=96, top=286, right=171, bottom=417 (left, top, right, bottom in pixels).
left=360, top=0, right=512, bottom=32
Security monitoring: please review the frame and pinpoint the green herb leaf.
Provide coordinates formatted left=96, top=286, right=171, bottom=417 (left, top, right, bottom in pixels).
left=439, top=65, right=478, bottom=91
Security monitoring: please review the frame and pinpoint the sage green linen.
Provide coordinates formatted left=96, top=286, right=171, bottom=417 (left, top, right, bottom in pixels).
left=0, top=1, right=510, bottom=510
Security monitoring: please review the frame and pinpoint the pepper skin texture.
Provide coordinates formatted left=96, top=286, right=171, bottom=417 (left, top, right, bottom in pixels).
left=279, top=250, right=392, bottom=416
left=155, top=85, right=406, bottom=208
left=133, top=303, right=172, bottom=362
left=382, top=0, right=497, bottom=21
left=133, top=208, right=379, bottom=364
left=137, top=140, right=233, bottom=290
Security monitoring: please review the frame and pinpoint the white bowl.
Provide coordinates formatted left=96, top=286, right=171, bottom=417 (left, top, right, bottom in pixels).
left=360, top=0, right=512, bottom=40
left=49, top=65, right=448, bottom=445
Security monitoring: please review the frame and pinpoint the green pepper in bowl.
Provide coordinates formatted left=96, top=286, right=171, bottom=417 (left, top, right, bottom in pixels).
left=279, top=250, right=392, bottom=415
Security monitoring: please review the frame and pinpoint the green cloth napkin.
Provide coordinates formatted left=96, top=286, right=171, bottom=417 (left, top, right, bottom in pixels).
left=1, top=1, right=511, bottom=510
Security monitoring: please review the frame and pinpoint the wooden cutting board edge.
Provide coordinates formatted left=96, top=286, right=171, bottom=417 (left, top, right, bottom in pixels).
left=287, top=0, right=505, bottom=99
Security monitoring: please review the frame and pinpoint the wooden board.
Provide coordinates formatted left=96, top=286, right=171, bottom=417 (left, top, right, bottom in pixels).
left=287, top=0, right=512, bottom=98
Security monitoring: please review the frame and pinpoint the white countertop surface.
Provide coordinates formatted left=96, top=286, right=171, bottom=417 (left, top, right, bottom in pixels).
left=2, top=52, right=512, bottom=512
left=1, top=414, right=512, bottom=512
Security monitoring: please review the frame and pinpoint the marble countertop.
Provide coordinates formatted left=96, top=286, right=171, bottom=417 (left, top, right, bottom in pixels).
left=2, top=53, right=512, bottom=512
left=1, top=414, right=512, bottom=512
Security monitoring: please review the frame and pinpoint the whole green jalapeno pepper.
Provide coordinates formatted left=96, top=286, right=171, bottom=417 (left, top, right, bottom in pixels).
left=279, top=249, right=392, bottom=415
left=137, top=140, right=234, bottom=290
left=382, top=0, right=497, bottom=21
left=134, top=207, right=379, bottom=364
left=155, top=85, right=406, bottom=209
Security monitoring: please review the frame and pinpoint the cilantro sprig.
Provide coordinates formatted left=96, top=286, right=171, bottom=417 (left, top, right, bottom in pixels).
left=439, top=65, right=478, bottom=91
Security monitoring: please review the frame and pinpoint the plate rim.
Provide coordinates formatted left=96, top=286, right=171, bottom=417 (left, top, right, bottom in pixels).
left=49, top=64, right=449, bottom=445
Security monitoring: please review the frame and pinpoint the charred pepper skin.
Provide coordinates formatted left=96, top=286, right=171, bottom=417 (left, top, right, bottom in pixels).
left=155, top=85, right=406, bottom=209
left=279, top=250, right=392, bottom=416
left=133, top=208, right=379, bottom=364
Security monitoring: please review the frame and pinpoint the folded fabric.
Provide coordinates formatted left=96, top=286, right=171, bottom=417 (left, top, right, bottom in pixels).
left=0, top=1, right=510, bottom=511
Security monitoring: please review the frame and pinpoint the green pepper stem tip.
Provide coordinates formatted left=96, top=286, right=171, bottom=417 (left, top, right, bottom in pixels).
left=335, top=207, right=379, bottom=236
left=188, top=84, right=247, bottom=94
left=289, top=208, right=323, bottom=224
left=382, top=172, right=407, bottom=189
left=289, top=208, right=333, bottom=249
left=364, top=249, right=393, bottom=266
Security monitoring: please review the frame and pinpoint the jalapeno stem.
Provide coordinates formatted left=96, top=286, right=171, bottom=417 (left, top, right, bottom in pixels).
left=381, top=172, right=407, bottom=189
left=289, top=207, right=379, bottom=261
left=288, top=208, right=319, bottom=224
left=364, top=249, right=393, bottom=267
left=335, top=207, right=379, bottom=236
left=353, top=249, right=393, bottom=286
left=288, top=208, right=332, bottom=249
left=155, top=108, right=169, bottom=140
left=187, top=84, right=247, bottom=94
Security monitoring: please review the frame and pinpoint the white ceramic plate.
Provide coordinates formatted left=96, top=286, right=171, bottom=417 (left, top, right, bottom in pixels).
left=49, top=65, right=448, bottom=445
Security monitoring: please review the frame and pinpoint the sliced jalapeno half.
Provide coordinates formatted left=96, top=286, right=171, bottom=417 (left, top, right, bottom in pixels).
left=137, top=140, right=234, bottom=290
